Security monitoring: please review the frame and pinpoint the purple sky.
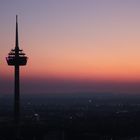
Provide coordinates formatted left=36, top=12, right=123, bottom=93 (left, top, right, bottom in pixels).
left=1, top=0, right=140, bottom=94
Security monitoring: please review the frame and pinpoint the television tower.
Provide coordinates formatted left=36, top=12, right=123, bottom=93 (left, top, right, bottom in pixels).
left=6, top=15, right=28, bottom=127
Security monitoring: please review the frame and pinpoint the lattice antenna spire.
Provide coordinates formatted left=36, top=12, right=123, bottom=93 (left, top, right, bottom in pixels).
left=15, top=15, right=19, bottom=50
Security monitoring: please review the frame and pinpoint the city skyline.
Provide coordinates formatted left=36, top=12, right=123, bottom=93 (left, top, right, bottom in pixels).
left=1, top=0, right=140, bottom=94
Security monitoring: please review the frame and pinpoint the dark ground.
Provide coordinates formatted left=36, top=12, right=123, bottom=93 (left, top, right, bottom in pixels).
left=0, top=93, right=140, bottom=140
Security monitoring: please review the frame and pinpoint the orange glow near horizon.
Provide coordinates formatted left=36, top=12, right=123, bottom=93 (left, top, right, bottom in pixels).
left=16, top=34, right=140, bottom=83
left=2, top=30, right=140, bottom=83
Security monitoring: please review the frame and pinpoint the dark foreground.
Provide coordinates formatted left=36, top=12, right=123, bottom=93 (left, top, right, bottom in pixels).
left=1, top=93, right=140, bottom=139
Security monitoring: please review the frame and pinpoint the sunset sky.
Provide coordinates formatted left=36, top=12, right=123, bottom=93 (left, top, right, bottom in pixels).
left=1, top=0, right=140, bottom=94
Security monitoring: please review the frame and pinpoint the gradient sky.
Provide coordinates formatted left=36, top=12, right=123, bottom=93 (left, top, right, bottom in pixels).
left=1, top=0, right=140, bottom=94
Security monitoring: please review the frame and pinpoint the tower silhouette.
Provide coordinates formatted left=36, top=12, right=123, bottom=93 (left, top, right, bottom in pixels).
left=6, top=15, right=28, bottom=136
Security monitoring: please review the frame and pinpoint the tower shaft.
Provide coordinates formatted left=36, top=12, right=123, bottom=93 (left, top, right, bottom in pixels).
left=14, top=64, right=20, bottom=124
left=14, top=15, right=20, bottom=125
